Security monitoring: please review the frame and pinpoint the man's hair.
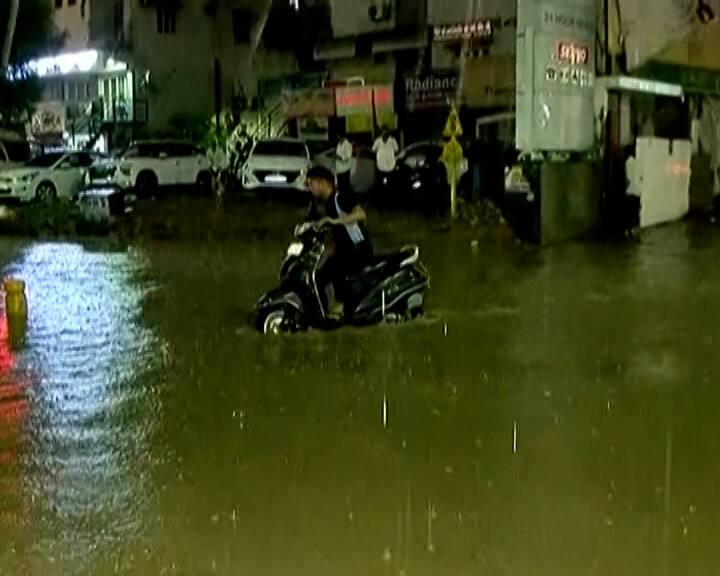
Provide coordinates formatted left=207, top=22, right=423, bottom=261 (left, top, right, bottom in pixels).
left=306, top=164, right=335, bottom=185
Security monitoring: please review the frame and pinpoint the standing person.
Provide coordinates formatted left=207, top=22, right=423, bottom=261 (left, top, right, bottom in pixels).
left=372, top=127, right=399, bottom=203
left=335, top=134, right=354, bottom=193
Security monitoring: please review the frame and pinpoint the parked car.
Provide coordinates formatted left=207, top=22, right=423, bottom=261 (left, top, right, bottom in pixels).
left=0, top=132, right=32, bottom=172
left=0, top=150, right=105, bottom=203
left=241, top=138, right=310, bottom=192
left=394, top=140, right=470, bottom=212
left=87, top=140, right=211, bottom=195
left=314, top=145, right=375, bottom=194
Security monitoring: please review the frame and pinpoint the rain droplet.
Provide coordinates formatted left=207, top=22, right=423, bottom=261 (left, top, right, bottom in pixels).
left=382, top=548, right=392, bottom=563
left=382, top=395, right=388, bottom=429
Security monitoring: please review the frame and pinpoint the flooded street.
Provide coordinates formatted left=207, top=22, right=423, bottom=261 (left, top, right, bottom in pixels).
left=2, top=197, right=720, bottom=575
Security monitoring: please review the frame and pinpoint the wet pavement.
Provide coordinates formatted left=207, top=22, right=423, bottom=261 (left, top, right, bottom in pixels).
left=1, top=196, right=720, bottom=575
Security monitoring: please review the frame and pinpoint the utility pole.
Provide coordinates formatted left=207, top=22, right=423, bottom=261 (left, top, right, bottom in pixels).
left=1, top=0, right=20, bottom=70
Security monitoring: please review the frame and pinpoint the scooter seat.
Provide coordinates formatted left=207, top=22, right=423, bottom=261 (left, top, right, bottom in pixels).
left=362, top=246, right=418, bottom=274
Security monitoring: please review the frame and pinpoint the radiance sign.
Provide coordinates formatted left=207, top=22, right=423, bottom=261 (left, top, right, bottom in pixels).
left=405, top=70, right=458, bottom=110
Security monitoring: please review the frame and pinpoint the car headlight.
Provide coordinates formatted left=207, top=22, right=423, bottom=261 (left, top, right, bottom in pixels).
left=19, top=172, right=39, bottom=183
left=119, top=164, right=132, bottom=177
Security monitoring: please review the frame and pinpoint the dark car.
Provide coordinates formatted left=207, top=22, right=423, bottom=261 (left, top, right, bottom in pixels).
left=394, top=140, right=472, bottom=214
left=394, top=141, right=450, bottom=213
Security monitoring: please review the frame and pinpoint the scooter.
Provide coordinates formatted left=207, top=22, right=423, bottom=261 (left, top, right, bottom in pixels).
left=253, top=222, right=429, bottom=334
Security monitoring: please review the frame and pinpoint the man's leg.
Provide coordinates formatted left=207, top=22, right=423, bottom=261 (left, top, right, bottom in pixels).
left=316, top=253, right=344, bottom=320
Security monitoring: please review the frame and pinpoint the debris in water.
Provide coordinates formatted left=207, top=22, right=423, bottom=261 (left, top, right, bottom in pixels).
left=382, top=548, right=392, bottom=563
left=443, top=322, right=448, bottom=337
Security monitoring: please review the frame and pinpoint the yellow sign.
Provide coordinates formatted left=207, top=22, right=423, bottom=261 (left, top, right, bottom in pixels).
left=443, top=103, right=463, bottom=138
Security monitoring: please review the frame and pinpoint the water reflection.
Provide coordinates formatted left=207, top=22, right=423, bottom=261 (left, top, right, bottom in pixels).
left=0, top=243, right=164, bottom=572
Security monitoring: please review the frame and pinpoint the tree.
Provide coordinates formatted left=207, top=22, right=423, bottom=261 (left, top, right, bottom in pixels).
left=1, top=0, right=18, bottom=69
left=0, top=0, right=61, bottom=129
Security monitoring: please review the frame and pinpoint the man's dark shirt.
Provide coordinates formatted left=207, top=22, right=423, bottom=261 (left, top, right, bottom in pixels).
left=308, top=191, right=372, bottom=260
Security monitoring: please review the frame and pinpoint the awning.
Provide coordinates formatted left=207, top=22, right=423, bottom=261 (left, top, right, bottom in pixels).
left=633, top=62, right=720, bottom=95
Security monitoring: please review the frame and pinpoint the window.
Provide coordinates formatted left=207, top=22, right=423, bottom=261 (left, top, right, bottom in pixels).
left=27, top=153, right=64, bottom=168
left=167, top=143, right=195, bottom=157
left=253, top=141, right=308, bottom=158
left=232, top=9, right=257, bottom=45
left=69, top=0, right=76, bottom=5
left=62, top=154, right=82, bottom=168
left=157, top=7, right=176, bottom=34
left=55, top=0, right=62, bottom=8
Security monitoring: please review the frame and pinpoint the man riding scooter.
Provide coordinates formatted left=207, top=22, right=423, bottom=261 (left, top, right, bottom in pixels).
left=306, top=165, right=373, bottom=320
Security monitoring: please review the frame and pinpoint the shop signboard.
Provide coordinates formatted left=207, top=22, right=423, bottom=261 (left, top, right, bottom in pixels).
left=405, top=70, right=458, bottom=110
left=335, top=87, right=374, bottom=117
left=283, top=89, right=335, bottom=118
left=516, top=0, right=596, bottom=152
left=373, top=85, right=396, bottom=129
left=433, top=20, right=494, bottom=42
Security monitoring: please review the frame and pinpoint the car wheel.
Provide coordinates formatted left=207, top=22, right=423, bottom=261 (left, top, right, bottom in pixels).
left=36, top=182, right=57, bottom=203
left=196, top=171, right=212, bottom=195
left=135, top=171, right=158, bottom=197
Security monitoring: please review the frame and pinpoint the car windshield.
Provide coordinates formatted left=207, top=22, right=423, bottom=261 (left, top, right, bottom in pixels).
left=26, top=153, right=64, bottom=168
left=2, top=140, right=31, bottom=163
left=253, top=141, right=307, bottom=157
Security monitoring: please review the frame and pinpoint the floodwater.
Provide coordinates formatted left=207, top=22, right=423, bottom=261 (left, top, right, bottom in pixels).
left=1, top=198, right=720, bottom=575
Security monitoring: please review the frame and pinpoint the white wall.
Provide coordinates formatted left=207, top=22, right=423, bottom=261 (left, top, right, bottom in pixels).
left=629, top=137, right=692, bottom=228
left=428, top=0, right=515, bottom=25
left=128, top=2, right=297, bottom=131
left=53, top=0, right=91, bottom=52
left=330, top=0, right=396, bottom=37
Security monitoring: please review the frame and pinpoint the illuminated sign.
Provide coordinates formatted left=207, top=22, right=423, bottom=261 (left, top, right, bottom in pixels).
left=405, top=70, right=458, bottom=110
left=433, top=20, right=493, bottom=42
left=557, top=41, right=589, bottom=66
left=373, top=86, right=393, bottom=110
left=335, top=87, right=373, bottom=117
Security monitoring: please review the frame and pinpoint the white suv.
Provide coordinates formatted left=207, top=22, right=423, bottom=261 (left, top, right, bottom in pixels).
left=88, top=140, right=211, bottom=194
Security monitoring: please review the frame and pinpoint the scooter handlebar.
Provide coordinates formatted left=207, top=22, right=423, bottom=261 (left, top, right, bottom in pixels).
left=294, top=221, right=329, bottom=237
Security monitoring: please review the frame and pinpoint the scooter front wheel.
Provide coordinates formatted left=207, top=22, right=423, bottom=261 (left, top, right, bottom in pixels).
left=261, top=310, right=288, bottom=335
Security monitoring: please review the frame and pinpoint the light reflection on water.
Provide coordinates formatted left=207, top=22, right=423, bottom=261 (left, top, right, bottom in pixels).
left=0, top=243, right=164, bottom=572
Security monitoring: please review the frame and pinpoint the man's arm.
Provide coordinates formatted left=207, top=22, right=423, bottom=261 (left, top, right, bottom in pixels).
left=331, top=204, right=366, bottom=226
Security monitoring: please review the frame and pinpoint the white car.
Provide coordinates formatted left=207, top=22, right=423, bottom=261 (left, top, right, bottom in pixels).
left=242, top=139, right=310, bottom=192
left=88, top=140, right=211, bottom=194
left=0, top=151, right=105, bottom=203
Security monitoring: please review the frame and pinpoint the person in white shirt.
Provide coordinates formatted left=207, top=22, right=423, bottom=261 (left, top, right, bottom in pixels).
left=335, top=134, right=354, bottom=193
left=372, top=128, right=399, bottom=200
left=373, top=127, right=399, bottom=173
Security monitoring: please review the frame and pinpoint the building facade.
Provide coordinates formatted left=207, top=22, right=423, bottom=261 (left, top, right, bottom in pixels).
left=89, top=0, right=299, bottom=134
